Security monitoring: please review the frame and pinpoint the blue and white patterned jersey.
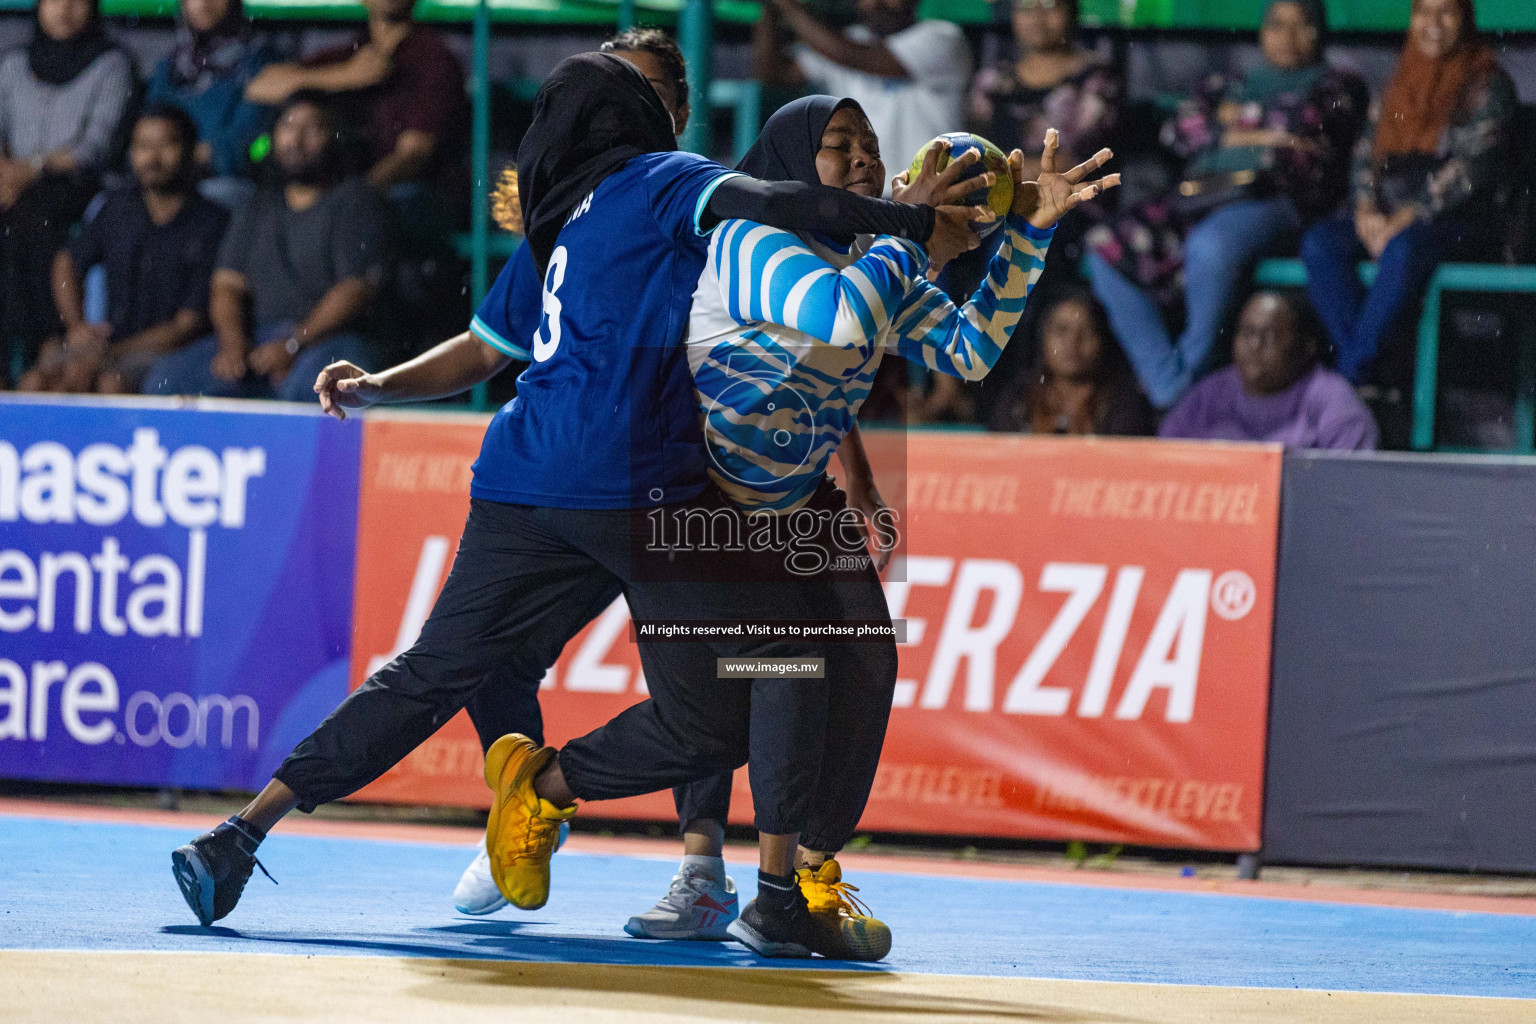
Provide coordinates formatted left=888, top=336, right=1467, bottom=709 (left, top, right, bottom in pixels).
left=687, top=216, right=1053, bottom=512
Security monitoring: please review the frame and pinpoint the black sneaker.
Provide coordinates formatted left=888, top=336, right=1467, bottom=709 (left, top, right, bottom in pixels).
left=727, top=895, right=815, bottom=958
left=172, top=821, right=273, bottom=926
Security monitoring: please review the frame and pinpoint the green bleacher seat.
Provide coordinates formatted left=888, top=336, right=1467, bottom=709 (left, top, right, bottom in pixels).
left=1255, top=258, right=1536, bottom=453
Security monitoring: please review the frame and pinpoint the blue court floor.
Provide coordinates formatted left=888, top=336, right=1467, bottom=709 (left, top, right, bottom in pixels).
left=1, top=811, right=1533, bottom=1001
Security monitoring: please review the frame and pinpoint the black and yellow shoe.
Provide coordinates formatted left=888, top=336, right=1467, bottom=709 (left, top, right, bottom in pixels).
left=483, top=733, right=576, bottom=911
left=797, top=859, right=892, bottom=961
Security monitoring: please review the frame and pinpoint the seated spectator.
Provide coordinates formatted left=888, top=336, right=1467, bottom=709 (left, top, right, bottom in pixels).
left=755, top=0, right=971, bottom=191
left=144, top=94, right=392, bottom=401
left=1300, top=0, right=1514, bottom=384
left=1085, top=0, right=1367, bottom=410
left=958, top=0, right=1124, bottom=422
left=989, top=290, right=1151, bottom=435
left=19, top=107, right=227, bottom=395
left=969, top=0, right=1121, bottom=181
left=0, top=0, right=135, bottom=386
left=145, top=0, right=283, bottom=210
left=243, top=0, right=467, bottom=195
left=1159, top=291, right=1377, bottom=450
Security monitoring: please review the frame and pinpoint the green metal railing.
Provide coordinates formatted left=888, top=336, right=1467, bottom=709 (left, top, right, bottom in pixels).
left=1254, top=259, right=1536, bottom=453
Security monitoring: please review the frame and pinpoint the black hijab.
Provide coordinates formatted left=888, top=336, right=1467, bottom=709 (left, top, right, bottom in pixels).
left=29, top=0, right=115, bottom=87
left=736, top=94, right=862, bottom=247
left=516, top=52, right=677, bottom=278
left=736, top=94, right=858, bottom=185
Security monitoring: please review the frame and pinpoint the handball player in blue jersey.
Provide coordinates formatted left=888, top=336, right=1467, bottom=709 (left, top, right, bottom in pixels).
left=170, top=49, right=991, bottom=957
left=455, top=94, right=1117, bottom=961
left=447, top=31, right=918, bottom=938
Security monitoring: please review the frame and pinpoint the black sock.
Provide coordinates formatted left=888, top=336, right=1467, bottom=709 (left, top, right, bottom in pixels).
left=757, top=869, right=798, bottom=912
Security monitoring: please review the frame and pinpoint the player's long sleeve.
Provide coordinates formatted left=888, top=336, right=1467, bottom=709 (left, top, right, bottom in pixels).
left=890, top=218, right=1053, bottom=381
left=711, top=219, right=928, bottom=362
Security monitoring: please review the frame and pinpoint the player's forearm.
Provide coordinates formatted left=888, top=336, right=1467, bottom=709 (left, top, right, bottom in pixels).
left=707, top=177, right=934, bottom=241
left=372, top=331, right=510, bottom=403
left=835, top=423, right=874, bottom=489
left=718, top=228, right=925, bottom=347
left=899, top=221, right=1051, bottom=381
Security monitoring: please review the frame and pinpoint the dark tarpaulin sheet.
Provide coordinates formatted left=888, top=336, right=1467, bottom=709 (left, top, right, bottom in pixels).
left=1264, top=449, right=1536, bottom=873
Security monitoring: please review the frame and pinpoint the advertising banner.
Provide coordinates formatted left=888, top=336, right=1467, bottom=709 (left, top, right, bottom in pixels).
left=869, top=434, right=1279, bottom=851
left=1265, top=450, right=1536, bottom=872
left=0, top=397, right=360, bottom=791
left=352, top=419, right=1279, bottom=852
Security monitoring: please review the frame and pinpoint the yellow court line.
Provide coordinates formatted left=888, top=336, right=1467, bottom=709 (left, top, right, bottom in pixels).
left=5, top=951, right=1531, bottom=1024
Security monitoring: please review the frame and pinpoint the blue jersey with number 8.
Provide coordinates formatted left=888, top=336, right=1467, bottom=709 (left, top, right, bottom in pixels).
left=469, top=151, right=741, bottom=509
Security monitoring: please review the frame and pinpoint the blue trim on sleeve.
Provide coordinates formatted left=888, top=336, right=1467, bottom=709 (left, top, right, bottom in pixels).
left=693, top=172, right=747, bottom=237
left=1020, top=220, right=1056, bottom=243
left=471, top=315, right=531, bottom=361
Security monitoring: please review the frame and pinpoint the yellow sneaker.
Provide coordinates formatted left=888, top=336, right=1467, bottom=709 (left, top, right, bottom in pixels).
left=483, top=733, right=575, bottom=910
left=797, top=858, right=892, bottom=961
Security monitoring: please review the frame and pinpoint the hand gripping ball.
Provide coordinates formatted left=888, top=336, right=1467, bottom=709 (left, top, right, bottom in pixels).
left=908, top=132, right=1013, bottom=238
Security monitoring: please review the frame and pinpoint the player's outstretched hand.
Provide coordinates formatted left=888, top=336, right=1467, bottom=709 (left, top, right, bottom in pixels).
left=892, top=139, right=997, bottom=210
left=1012, top=128, right=1121, bottom=230
left=314, top=360, right=383, bottom=420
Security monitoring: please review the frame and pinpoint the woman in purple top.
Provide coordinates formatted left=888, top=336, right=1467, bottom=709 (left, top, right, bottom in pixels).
left=1159, top=291, right=1377, bottom=450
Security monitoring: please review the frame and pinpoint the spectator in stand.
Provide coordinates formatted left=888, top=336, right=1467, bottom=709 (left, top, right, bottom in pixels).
left=145, top=0, right=283, bottom=210
left=243, top=0, right=468, bottom=197
left=1085, top=0, right=1367, bottom=410
left=754, top=0, right=971, bottom=193
left=1159, top=291, right=1377, bottom=450
left=1300, top=0, right=1514, bottom=385
left=947, top=0, right=1123, bottom=424
left=19, top=107, right=227, bottom=395
left=0, top=0, right=135, bottom=386
left=969, top=0, right=1121, bottom=181
left=988, top=289, right=1152, bottom=435
left=144, top=94, right=393, bottom=401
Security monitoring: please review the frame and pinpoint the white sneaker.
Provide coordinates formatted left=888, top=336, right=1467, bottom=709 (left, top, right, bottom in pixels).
left=623, top=863, right=739, bottom=940
left=454, top=822, right=568, bottom=915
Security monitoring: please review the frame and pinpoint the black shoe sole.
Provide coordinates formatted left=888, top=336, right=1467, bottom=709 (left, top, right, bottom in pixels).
left=726, top=917, right=812, bottom=958
left=172, top=845, right=215, bottom=926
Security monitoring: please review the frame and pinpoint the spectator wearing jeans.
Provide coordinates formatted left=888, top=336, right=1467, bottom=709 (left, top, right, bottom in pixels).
left=755, top=0, right=971, bottom=191
left=0, top=0, right=135, bottom=384
left=1300, top=0, right=1514, bottom=384
left=244, top=0, right=468, bottom=194
left=1085, top=0, right=1366, bottom=410
left=145, top=0, right=283, bottom=210
left=20, top=107, right=227, bottom=395
left=1159, top=291, right=1377, bottom=450
left=145, top=94, right=392, bottom=401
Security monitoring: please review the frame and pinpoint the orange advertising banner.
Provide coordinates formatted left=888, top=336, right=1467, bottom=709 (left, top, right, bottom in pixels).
left=350, top=416, right=1280, bottom=851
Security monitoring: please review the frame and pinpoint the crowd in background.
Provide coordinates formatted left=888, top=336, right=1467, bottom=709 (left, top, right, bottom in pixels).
left=0, top=0, right=1525, bottom=453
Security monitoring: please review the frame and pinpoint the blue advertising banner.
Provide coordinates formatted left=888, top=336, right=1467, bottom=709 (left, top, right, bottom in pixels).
left=0, top=396, right=360, bottom=791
